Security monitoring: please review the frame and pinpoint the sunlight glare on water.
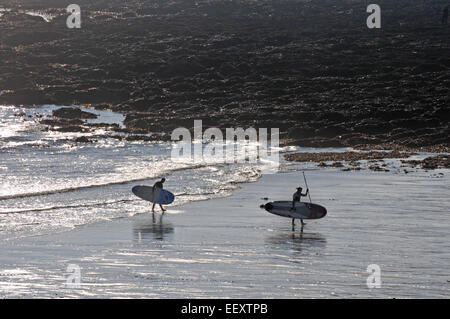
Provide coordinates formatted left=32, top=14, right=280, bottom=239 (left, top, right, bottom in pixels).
left=0, top=105, right=276, bottom=240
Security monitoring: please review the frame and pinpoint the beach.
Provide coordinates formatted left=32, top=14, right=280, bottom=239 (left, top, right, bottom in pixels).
left=1, top=0, right=449, bottom=300
left=1, top=168, right=449, bottom=298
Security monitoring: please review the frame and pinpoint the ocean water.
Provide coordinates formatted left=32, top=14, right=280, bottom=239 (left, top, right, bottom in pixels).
left=0, top=105, right=274, bottom=240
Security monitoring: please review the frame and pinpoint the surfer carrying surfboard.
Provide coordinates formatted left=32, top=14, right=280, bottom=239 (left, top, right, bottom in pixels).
left=132, top=180, right=175, bottom=211
left=291, top=187, right=309, bottom=226
left=260, top=173, right=326, bottom=231
left=152, top=178, right=167, bottom=213
left=292, top=187, right=309, bottom=208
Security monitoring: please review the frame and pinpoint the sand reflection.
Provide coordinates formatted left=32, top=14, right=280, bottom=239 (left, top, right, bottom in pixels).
left=133, top=213, right=174, bottom=242
left=265, top=229, right=326, bottom=254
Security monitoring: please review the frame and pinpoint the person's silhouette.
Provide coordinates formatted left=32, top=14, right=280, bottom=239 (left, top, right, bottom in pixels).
left=152, top=178, right=166, bottom=213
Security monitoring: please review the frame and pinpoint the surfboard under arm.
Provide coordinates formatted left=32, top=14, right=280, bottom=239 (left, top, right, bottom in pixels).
left=132, top=186, right=175, bottom=204
left=263, top=201, right=327, bottom=220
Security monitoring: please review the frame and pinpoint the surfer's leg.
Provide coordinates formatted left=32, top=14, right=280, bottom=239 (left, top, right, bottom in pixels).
left=160, top=204, right=166, bottom=212
left=152, top=203, right=156, bottom=212
left=301, top=219, right=306, bottom=227
left=292, top=218, right=295, bottom=231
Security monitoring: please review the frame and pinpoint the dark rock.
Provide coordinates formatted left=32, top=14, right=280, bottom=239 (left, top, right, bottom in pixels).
left=52, top=108, right=98, bottom=120
left=369, top=165, right=390, bottom=172
left=55, top=126, right=87, bottom=133
left=74, top=136, right=92, bottom=143
left=285, top=151, right=413, bottom=163
left=40, top=118, right=84, bottom=126
left=402, top=155, right=450, bottom=169
left=126, top=118, right=152, bottom=131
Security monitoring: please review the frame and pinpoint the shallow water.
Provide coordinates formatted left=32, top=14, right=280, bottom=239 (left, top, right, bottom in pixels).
left=0, top=105, right=274, bottom=240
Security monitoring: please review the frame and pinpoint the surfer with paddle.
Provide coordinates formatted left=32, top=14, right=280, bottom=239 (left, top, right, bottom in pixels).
left=291, top=187, right=309, bottom=227
left=152, top=178, right=167, bottom=213
left=260, top=172, right=326, bottom=231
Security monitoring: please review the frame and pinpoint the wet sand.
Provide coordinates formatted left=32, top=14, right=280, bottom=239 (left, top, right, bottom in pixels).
left=0, top=168, right=449, bottom=298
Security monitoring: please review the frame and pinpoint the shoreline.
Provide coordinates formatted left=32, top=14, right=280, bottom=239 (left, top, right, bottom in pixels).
left=5, top=103, right=450, bottom=154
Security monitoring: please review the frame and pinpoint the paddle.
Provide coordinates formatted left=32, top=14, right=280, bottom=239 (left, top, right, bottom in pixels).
left=303, top=171, right=312, bottom=203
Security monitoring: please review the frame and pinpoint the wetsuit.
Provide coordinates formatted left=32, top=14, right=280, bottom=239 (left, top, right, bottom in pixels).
left=152, top=180, right=166, bottom=212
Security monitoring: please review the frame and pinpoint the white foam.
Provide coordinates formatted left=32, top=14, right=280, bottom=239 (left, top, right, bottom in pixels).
left=24, top=10, right=55, bottom=22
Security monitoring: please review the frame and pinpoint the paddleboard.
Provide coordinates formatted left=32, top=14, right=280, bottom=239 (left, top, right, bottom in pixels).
left=262, top=201, right=327, bottom=220
left=132, top=186, right=175, bottom=204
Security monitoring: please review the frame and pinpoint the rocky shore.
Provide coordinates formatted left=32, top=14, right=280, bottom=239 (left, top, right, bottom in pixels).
left=402, top=154, right=450, bottom=169
left=284, top=150, right=449, bottom=171
left=1, top=0, right=449, bottom=149
left=284, top=150, right=414, bottom=163
left=284, top=150, right=410, bottom=172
